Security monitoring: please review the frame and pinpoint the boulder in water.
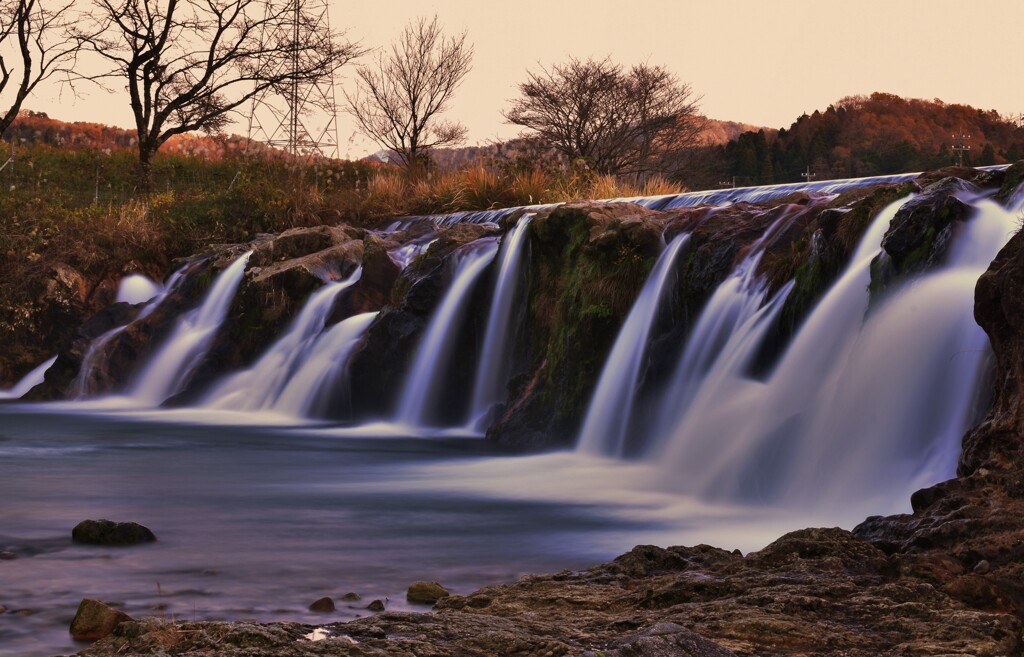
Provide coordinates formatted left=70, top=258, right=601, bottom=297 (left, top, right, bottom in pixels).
left=72, top=520, right=156, bottom=546
left=307, top=597, right=335, bottom=613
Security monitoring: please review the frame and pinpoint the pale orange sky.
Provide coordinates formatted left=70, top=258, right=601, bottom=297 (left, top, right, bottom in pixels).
left=26, top=0, right=1024, bottom=159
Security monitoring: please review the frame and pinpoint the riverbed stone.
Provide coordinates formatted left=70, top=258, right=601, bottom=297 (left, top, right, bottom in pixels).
left=72, top=519, right=156, bottom=546
left=308, top=597, right=335, bottom=613
left=406, top=581, right=450, bottom=604
left=69, top=598, right=132, bottom=641
left=366, top=599, right=385, bottom=612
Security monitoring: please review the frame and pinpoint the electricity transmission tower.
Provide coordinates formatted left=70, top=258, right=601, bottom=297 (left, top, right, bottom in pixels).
left=245, top=0, right=340, bottom=158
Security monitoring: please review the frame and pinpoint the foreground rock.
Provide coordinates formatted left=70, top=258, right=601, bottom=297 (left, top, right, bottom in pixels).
left=406, top=580, right=450, bottom=604
left=69, top=599, right=132, bottom=641
left=72, top=520, right=156, bottom=546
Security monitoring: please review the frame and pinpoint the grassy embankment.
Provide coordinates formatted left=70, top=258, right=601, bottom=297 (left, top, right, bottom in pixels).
left=0, top=140, right=682, bottom=383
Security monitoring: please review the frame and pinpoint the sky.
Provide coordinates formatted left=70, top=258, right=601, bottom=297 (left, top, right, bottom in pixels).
left=25, top=0, right=1024, bottom=159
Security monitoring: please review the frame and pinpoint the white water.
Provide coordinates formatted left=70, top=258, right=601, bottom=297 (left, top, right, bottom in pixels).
left=116, top=274, right=162, bottom=305
left=642, top=207, right=806, bottom=452
left=73, top=270, right=186, bottom=398
left=203, top=269, right=361, bottom=413
left=271, top=311, right=379, bottom=418
left=0, top=356, right=56, bottom=399
left=129, top=252, right=252, bottom=406
left=578, top=233, right=690, bottom=456
left=651, top=196, right=1014, bottom=511
left=396, top=240, right=500, bottom=427
left=466, top=215, right=534, bottom=429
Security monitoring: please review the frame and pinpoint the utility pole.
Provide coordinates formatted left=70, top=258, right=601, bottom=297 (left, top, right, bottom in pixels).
left=952, top=131, right=971, bottom=167
left=801, top=165, right=816, bottom=184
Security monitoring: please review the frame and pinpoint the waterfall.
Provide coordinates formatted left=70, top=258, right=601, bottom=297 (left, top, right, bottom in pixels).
left=271, top=311, right=378, bottom=418
left=639, top=207, right=807, bottom=453
left=396, top=239, right=500, bottom=427
left=202, top=268, right=362, bottom=413
left=577, top=233, right=690, bottom=456
left=465, top=215, right=534, bottom=429
left=130, top=251, right=252, bottom=406
left=0, top=356, right=56, bottom=399
left=647, top=194, right=1013, bottom=512
left=73, top=269, right=186, bottom=399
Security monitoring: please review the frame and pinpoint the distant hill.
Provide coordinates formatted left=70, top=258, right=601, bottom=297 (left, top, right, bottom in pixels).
left=2, top=110, right=266, bottom=159
left=712, top=93, right=1024, bottom=186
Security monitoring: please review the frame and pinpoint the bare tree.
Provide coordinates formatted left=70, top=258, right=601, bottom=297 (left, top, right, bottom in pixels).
left=345, top=15, right=472, bottom=174
left=504, top=57, right=705, bottom=180
left=0, top=0, right=79, bottom=137
left=79, top=0, right=363, bottom=192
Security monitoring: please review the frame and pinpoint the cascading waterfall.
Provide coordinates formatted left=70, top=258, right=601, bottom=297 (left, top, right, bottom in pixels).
left=577, top=232, right=690, bottom=456
left=643, top=194, right=1014, bottom=511
left=641, top=207, right=806, bottom=451
left=202, top=268, right=362, bottom=413
left=130, top=251, right=252, bottom=406
left=271, top=311, right=378, bottom=418
left=0, top=356, right=57, bottom=400
left=73, top=269, right=186, bottom=398
left=396, top=239, right=500, bottom=427
left=465, top=215, right=534, bottom=429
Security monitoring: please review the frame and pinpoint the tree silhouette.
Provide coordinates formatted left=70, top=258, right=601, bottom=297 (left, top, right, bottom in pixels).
left=504, top=57, right=704, bottom=180
left=79, top=0, right=363, bottom=192
left=345, top=15, right=473, bottom=174
left=0, top=0, right=79, bottom=138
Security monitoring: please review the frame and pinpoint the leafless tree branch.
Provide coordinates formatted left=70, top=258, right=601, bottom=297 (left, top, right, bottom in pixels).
left=345, top=15, right=472, bottom=173
left=0, top=0, right=81, bottom=136
left=77, top=0, right=364, bottom=191
left=504, top=57, right=705, bottom=180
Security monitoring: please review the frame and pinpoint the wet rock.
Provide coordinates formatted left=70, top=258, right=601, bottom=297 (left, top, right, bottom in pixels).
left=72, top=519, right=156, bottom=546
left=0, top=551, right=17, bottom=560
left=406, top=581, right=450, bottom=604
left=340, top=592, right=361, bottom=601
left=366, top=599, right=385, bottom=612
left=584, top=622, right=737, bottom=657
left=871, top=176, right=978, bottom=297
left=308, top=597, right=335, bottom=613
left=69, top=598, right=132, bottom=641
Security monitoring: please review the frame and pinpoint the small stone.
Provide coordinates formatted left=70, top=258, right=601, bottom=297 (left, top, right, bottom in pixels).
left=340, top=592, right=361, bottom=601
left=366, top=599, right=385, bottom=612
left=12, top=609, right=35, bottom=616
left=308, top=597, right=335, bottom=613
left=974, top=559, right=991, bottom=574
left=0, top=605, right=7, bottom=613
left=69, top=598, right=132, bottom=641
left=72, top=520, right=156, bottom=546
left=407, top=581, right=450, bottom=604
left=0, top=551, right=17, bottom=560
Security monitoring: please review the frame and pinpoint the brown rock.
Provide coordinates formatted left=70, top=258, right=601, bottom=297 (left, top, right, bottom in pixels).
left=70, top=598, right=132, bottom=641
left=366, top=599, right=385, bottom=612
left=340, top=592, right=361, bottom=601
left=406, top=581, right=450, bottom=604
left=308, top=597, right=335, bottom=613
